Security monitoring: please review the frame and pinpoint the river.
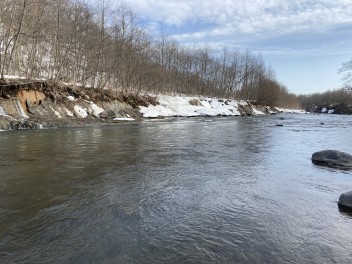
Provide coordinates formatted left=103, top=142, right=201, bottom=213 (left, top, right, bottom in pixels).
left=1, top=114, right=352, bottom=263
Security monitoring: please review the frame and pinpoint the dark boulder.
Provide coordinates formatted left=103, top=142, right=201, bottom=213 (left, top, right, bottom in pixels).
left=338, top=191, right=352, bottom=211
left=312, top=150, right=352, bottom=168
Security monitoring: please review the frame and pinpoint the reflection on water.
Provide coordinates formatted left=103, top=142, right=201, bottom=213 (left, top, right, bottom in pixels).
left=1, top=115, right=352, bottom=263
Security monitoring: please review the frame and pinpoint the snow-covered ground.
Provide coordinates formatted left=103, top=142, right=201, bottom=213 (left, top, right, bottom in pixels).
left=139, top=95, right=310, bottom=118
left=139, top=95, right=265, bottom=118
left=3, top=75, right=27, bottom=80
left=113, top=117, right=135, bottom=121
left=276, top=108, right=307, bottom=114
left=3, top=75, right=46, bottom=81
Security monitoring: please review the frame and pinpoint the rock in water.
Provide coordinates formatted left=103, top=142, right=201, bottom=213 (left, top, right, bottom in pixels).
left=311, top=150, right=352, bottom=168
left=338, top=191, right=352, bottom=211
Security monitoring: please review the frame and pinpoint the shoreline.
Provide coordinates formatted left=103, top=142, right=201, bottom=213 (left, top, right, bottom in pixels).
left=0, top=78, right=302, bottom=131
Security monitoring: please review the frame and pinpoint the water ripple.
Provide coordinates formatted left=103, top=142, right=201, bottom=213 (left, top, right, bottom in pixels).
left=1, top=115, right=352, bottom=263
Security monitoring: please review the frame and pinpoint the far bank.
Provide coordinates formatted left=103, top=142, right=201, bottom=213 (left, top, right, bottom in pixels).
left=0, top=78, right=301, bottom=131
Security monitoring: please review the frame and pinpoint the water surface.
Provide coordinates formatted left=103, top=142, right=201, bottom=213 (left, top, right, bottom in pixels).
left=1, top=114, right=352, bottom=263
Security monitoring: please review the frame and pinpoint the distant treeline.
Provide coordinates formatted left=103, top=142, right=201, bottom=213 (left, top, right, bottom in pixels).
left=298, top=88, right=352, bottom=110
left=298, top=59, right=352, bottom=112
left=0, top=0, right=299, bottom=107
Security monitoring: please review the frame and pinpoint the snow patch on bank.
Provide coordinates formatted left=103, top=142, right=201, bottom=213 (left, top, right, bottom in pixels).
left=276, top=108, right=307, bottom=114
left=252, top=107, right=265, bottom=115
left=140, top=95, right=250, bottom=118
left=49, top=105, right=62, bottom=118
left=14, top=100, right=29, bottom=118
left=87, top=102, right=104, bottom=117
left=65, top=108, right=74, bottom=117
left=3, top=75, right=26, bottom=80
left=113, top=117, right=135, bottom=121
left=74, top=105, right=88, bottom=118
left=0, top=106, right=7, bottom=116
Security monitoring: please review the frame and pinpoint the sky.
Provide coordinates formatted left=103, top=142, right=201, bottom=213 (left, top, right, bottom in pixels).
left=128, top=0, right=352, bottom=95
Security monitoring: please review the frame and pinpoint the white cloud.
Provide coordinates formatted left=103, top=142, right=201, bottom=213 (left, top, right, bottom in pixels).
left=131, top=0, right=352, bottom=41
left=129, top=0, right=352, bottom=95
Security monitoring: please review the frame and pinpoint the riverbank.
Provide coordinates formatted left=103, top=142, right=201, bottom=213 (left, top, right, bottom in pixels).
left=0, top=78, right=292, bottom=130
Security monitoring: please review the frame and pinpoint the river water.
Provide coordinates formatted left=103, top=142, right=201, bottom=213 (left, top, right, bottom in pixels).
left=1, top=114, right=352, bottom=263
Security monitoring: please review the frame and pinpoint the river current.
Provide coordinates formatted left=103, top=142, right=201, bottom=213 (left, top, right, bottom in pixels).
left=1, top=114, right=352, bottom=263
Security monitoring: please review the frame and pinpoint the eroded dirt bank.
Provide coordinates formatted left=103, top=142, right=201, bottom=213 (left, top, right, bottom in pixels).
left=0, top=79, right=160, bottom=130
left=0, top=79, right=278, bottom=130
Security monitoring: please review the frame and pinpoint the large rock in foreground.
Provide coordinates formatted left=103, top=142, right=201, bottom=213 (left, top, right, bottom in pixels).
left=311, top=150, right=352, bottom=169
left=338, top=191, right=352, bottom=211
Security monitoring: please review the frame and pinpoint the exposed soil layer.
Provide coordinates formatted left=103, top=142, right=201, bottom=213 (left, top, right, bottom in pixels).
left=0, top=79, right=158, bottom=130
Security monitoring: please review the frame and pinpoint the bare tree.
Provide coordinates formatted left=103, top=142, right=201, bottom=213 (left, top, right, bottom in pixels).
left=0, top=0, right=32, bottom=78
left=339, top=59, right=352, bottom=89
left=0, top=0, right=297, bottom=107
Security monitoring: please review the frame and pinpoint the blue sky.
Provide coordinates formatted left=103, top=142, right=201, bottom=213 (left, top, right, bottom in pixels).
left=128, top=0, right=352, bottom=95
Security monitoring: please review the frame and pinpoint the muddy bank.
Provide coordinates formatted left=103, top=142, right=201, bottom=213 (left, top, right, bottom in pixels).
left=0, top=78, right=279, bottom=130
left=0, top=79, right=158, bottom=130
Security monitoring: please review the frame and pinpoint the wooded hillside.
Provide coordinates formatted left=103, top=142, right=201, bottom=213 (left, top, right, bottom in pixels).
left=0, top=0, right=299, bottom=107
